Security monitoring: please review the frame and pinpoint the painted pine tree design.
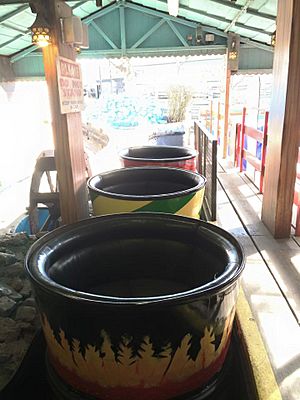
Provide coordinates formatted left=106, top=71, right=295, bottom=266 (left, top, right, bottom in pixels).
left=41, top=313, right=232, bottom=390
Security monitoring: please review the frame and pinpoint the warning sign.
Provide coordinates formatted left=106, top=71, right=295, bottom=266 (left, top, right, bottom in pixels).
left=56, top=56, right=84, bottom=114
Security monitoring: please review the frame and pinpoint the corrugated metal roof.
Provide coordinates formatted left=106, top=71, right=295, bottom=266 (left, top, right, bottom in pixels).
left=0, top=1, right=101, bottom=56
left=0, top=0, right=276, bottom=59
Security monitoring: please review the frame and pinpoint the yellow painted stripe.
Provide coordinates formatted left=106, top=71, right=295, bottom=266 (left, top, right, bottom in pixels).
left=175, top=188, right=205, bottom=219
left=236, top=289, right=282, bottom=400
left=92, top=196, right=151, bottom=215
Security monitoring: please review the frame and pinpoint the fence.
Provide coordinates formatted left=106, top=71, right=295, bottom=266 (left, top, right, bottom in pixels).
left=235, top=107, right=269, bottom=193
left=194, top=121, right=218, bottom=221
left=200, top=100, right=223, bottom=143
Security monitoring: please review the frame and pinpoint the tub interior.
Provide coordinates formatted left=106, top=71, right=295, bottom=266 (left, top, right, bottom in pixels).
left=92, top=168, right=201, bottom=196
left=44, top=222, right=230, bottom=298
left=126, top=146, right=193, bottom=160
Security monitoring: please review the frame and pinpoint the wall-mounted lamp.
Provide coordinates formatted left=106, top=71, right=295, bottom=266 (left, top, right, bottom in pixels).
left=271, top=31, right=276, bottom=47
left=31, top=12, right=52, bottom=47
left=168, top=0, right=179, bottom=17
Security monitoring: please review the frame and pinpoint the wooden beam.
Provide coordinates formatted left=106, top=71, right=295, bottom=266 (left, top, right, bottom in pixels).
left=262, top=0, right=300, bottom=238
left=42, top=0, right=89, bottom=224
left=223, top=33, right=239, bottom=158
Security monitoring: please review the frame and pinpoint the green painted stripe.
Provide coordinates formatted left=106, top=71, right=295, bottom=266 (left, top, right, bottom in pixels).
left=135, top=192, right=196, bottom=214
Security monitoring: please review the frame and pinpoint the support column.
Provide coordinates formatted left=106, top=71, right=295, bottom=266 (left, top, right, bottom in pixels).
left=223, top=63, right=231, bottom=159
left=262, top=0, right=300, bottom=238
left=223, top=33, right=239, bottom=159
left=42, top=0, right=89, bottom=224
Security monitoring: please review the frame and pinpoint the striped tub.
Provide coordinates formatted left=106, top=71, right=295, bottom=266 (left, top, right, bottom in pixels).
left=88, top=167, right=206, bottom=219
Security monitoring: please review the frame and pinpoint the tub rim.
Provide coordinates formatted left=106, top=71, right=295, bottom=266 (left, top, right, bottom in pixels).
left=25, top=213, right=245, bottom=307
left=87, top=167, right=206, bottom=201
left=119, top=145, right=198, bottom=163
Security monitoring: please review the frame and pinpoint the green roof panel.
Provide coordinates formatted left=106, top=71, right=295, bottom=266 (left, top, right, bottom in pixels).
left=0, top=0, right=277, bottom=62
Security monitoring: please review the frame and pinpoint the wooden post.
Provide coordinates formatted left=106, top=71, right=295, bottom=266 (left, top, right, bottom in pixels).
left=0, top=56, right=15, bottom=82
left=261, top=0, right=300, bottom=238
left=217, top=101, right=220, bottom=142
left=223, top=34, right=239, bottom=159
left=42, top=0, right=89, bottom=225
left=194, top=122, right=200, bottom=172
left=223, top=64, right=231, bottom=159
left=295, top=151, right=300, bottom=236
left=239, top=107, right=246, bottom=172
left=209, top=100, right=213, bottom=134
left=234, top=123, right=241, bottom=168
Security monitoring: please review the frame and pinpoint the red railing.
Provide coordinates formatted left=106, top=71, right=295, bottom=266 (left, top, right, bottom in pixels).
left=235, top=109, right=300, bottom=235
left=235, top=107, right=269, bottom=193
